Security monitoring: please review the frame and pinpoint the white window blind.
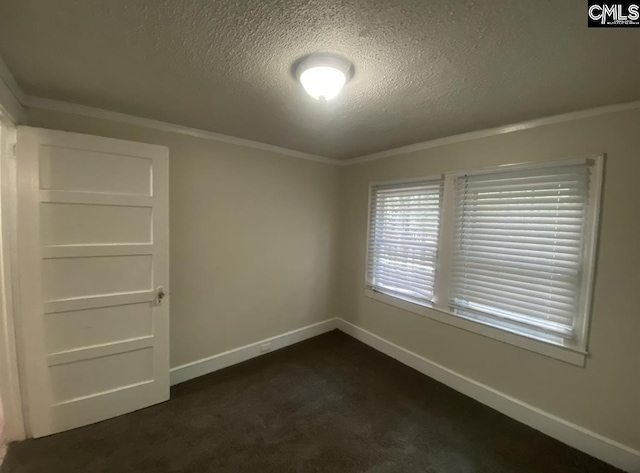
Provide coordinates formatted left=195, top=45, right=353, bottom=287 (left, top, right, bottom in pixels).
left=366, top=179, right=442, bottom=306
left=449, top=161, right=595, bottom=344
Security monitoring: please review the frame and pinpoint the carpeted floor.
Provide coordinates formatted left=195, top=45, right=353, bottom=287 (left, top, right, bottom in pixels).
left=0, top=330, right=621, bottom=473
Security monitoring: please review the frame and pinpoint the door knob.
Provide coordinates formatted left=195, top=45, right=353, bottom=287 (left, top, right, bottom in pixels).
left=156, top=286, right=166, bottom=304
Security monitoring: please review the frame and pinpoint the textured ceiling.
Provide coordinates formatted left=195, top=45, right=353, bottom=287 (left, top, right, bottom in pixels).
left=0, top=0, right=639, bottom=160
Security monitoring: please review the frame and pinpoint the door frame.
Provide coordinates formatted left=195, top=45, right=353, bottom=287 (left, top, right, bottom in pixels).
left=0, top=111, right=27, bottom=441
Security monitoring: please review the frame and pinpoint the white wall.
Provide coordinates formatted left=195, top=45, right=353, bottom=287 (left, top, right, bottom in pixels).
left=27, top=107, right=341, bottom=368
left=337, top=109, right=640, bottom=452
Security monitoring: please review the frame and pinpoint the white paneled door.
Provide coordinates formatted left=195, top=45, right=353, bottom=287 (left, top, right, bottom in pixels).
left=16, top=127, right=169, bottom=437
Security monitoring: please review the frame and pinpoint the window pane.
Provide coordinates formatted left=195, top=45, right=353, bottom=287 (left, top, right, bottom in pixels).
left=367, top=179, right=443, bottom=305
left=449, top=161, right=594, bottom=344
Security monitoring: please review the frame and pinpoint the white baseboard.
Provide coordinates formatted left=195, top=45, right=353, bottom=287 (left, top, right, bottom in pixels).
left=336, top=318, right=640, bottom=473
left=170, top=318, right=337, bottom=386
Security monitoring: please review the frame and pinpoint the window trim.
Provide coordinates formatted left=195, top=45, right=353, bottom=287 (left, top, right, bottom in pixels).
left=365, top=176, right=444, bottom=306
left=363, top=155, right=604, bottom=366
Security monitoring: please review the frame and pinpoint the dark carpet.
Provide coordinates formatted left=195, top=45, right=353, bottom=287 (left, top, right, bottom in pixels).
left=1, top=330, right=621, bottom=473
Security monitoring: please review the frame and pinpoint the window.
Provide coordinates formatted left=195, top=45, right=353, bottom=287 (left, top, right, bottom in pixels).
left=366, top=179, right=443, bottom=306
left=449, top=160, right=598, bottom=346
left=365, top=157, right=602, bottom=359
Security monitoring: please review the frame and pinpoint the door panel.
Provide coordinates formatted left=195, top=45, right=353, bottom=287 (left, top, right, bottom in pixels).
left=39, top=145, right=152, bottom=195
left=45, top=303, right=153, bottom=353
left=40, top=203, right=152, bottom=245
left=17, top=127, right=169, bottom=437
left=41, top=255, right=153, bottom=300
left=49, top=348, right=154, bottom=403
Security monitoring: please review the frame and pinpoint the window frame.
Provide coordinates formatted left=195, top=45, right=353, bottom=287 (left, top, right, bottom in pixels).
left=364, top=176, right=444, bottom=307
left=364, top=155, right=604, bottom=366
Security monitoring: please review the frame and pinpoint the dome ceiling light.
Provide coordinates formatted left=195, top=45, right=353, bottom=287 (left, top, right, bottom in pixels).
left=295, top=53, right=353, bottom=101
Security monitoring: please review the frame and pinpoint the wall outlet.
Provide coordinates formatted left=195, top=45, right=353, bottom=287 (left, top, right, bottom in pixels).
left=260, top=342, right=272, bottom=353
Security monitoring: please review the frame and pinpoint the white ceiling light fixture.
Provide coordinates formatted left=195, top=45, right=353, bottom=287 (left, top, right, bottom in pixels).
left=295, top=53, right=353, bottom=101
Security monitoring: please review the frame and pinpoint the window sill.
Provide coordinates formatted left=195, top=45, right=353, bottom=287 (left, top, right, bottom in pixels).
left=363, top=289, right=588, bottom=367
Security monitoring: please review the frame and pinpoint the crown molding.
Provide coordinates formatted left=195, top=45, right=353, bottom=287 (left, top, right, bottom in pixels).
left=19, top=92, right=640, bottom=168
left=0, top=57, right=27, bottom=124
left=24, top=96, right=342, bottom=166
left=343, top=101, right=640, bottom=166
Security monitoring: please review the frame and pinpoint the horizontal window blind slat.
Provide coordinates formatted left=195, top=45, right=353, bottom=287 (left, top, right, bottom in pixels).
left=370, top=253, right=437, bottom=263
left=374, top=199, right=440, bottom=204
left=459, top=163, right=588, bottom=178
left=373, top=200, right=439, bottom=206
left=457, top=169, right=588, bottom=182
left=371, top=219, right=440, bottom=227
left=372, top=228, right=439, bottom=235
left=456, top=208, right=586, bottom=217
left=372, top=216, right=439, bottom=223
left=372, top=270, right=436, bottom=288
left=451, top=303, right=575, bottom=332
left=452, top=191, right=587, bottom=201
left=368, top=244, right=438, bottom=256
left=367, top=286, right=433, bottom=306
left=372, top=210, right=439, bottom=216
left=450, top=289, right=575, bottom=321
left=371, top=270, right=434, bottom=286
left=373, top=204, right=440, bottom=210
left=449, top=265, right=578, bottom=289
left=451, top=255, right=579, bottom=276
left=453, top=248, right=580, bottom=267
left=452, top=304, right=574, bottom=337
left=455, top=182, right=588, bottom=193
left=455, top=169, right=588, bottom=184
left=451, top=272, right=578, bottom=299
left=370, top=257, right=437, bottom=274
left=450, top=288, right=572, bottom=320
left=368, top=245, right=437, bottom=257
left=456, top=225, right=581, bottom=242
left=453, top=216, right=586, bottom=225
left=454, top=222, right=583, bottom=232
left=453, top=244, right=581, bottom=261
left=367, top=253, right=437, bottom=265
left=456, top=238, right=581, bottom=253
left=371, top=254, right=435, bottom=268
left=371, top=227, right=439, bottom=234
left=455, top=180, right=587, bottom=193
left=455, top=232, right=582, bottom=247
left=370, top=236, right=439, bottom=244
left=457, top=201, right=584, bottom=211
left=370, top=278, right=433, bottom=298
left=373, top=195, right=440, bottom=203
left=370, top=240, right=439, bottom=251
left=450, top=277, right=578, bottom=309
left=371, top=220, right=440, bottom=227
left=370, top=218, right=439, bottom=225
left=372, top=204, right=440, bottom=211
